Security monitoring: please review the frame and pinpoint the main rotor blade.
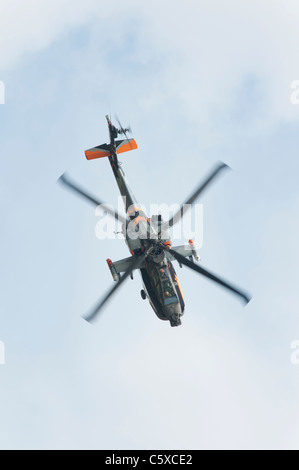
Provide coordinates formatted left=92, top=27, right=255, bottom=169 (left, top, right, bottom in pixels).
left=58, top=173, right=127, bottom=224
left=115, top=114, right=133, bottom=148
left=84, top=254, right=144, bottom=323
left=165, top=246, right=251, bottom=305
left=168, top=162, right=230, bottom=227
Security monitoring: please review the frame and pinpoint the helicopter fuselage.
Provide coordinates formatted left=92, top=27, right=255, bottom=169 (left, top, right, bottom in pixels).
left=106, top=117, right=185, bottom=327
left=60, top=115, right=251, bottom=326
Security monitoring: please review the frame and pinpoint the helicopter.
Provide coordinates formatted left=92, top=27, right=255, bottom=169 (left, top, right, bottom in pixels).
left=59, top=115, right=251, bottom=327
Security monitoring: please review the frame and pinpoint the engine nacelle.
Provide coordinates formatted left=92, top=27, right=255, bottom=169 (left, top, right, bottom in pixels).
left=106, top=259, right=120, bottom=282
left=189, top=239, right=200, bottom=262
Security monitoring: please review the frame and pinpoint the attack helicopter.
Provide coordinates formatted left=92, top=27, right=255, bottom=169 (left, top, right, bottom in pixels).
left=59, top=116, right=251, bottom=327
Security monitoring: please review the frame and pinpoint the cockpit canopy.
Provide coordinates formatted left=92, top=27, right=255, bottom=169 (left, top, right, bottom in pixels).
left=151, top=263, right=178, bottom=307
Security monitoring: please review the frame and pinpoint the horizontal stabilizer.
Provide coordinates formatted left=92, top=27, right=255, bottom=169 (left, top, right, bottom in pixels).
left=85, top=139, right=138, bottom=161
left=116, top=139, right=138, bottom=154
left=85, top=143, right=110, bottom=160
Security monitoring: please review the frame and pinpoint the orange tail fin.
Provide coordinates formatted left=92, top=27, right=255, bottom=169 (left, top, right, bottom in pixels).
left=85, top=139, right=138, bottom=161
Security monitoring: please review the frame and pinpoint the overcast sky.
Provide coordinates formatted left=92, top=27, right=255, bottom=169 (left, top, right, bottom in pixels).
left=1, top=0, right=299, bottom=450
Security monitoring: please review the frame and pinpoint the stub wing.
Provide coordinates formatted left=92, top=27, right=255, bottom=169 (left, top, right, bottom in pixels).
left=114, top=255, right=144, bottom=273
left=107, top=256, right=145, bottom=282
left=114, top=246, right=195, bottom=272
left=85, top=139, right=138, bottom=160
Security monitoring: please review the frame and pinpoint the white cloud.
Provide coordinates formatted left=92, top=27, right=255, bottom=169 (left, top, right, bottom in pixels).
left=0, top=0, right=99, bottom=70
left=138, top=0, right=299, bottom=125
left=252, top=197, right=299, bottom=332
left=2, top=0, right=299, bottom=126
left=116, top=325, right=263, bottom=449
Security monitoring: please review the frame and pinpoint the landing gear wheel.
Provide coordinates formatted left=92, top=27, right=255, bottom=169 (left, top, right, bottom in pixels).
left=141, top=289, right=147, bottom=300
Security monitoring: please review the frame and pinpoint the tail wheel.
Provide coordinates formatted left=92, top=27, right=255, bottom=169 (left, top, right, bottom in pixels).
left=141, top=290, right=147, bottom=300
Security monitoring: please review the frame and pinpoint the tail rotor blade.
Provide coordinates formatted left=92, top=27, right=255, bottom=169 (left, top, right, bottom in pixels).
left=164, top=246, right=251, bottom=305
left=115, top=114, right=133, bottom=148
